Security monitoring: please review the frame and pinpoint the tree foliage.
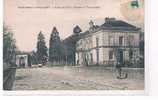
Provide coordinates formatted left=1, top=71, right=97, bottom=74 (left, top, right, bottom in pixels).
left=3, top=26, right=17, bottom=65
left=36, top=31, right=48, bottom=64
left=49, top=27, right=65, bottom=63
left=73, top=25, right=82, bottom=35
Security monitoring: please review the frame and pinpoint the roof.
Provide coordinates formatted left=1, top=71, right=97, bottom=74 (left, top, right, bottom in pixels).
left=100, top=20, right=140, bottom=31
left=101, top=20, right=136, bottom=28
left=63, top=18, right=141, bottom=42
left=63, top=34, right=79, bottom=44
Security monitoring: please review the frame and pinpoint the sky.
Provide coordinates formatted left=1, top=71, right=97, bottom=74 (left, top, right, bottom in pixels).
left=4, top=0, right=144, bottom=52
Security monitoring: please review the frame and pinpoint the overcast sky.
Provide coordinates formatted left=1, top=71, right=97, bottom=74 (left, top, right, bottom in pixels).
left=4, top=0, right=144, bottom=52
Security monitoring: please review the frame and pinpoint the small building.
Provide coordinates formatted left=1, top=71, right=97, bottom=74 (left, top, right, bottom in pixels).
left=75, top=18, right=141, bottom=67
left=16, top=53, right=32, bottom=68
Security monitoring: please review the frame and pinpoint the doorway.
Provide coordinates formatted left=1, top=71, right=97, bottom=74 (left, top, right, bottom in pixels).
left=119, top=50, right=123, bottom=64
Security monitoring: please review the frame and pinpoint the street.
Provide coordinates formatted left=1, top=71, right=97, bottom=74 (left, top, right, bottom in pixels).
left=13, top=66, right=144, bottom=90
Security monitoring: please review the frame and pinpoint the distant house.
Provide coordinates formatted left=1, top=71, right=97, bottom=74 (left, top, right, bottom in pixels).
left=75, top=17, right=141, bottom=66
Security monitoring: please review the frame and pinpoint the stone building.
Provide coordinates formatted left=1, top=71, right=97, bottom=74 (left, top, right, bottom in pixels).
left=75, top=18, right=141, bottom=66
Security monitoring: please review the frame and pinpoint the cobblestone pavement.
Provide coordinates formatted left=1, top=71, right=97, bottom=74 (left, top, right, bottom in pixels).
left=13, top=66, right=144, bottom=90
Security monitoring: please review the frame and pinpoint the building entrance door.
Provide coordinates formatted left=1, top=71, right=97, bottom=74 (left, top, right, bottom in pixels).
left=119, top=50, right=123, bottom=64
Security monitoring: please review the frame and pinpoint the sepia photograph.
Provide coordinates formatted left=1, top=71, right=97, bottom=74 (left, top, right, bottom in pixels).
left=3, top=0, right=144, bottom=94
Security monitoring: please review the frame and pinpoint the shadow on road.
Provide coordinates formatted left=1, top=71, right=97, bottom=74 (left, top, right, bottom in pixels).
left=15, top=76, right=28, bottom=80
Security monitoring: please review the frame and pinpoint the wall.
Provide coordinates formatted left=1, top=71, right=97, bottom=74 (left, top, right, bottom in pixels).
left=75, top=29, right=140, bottom=66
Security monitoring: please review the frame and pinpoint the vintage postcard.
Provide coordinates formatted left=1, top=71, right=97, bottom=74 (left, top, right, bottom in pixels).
left=3, top=0, right=144, bottom=95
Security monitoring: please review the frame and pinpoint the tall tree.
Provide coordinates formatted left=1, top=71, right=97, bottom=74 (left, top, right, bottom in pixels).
left=49, top=27, right=65, bottom=64
left=36, top=31, right=48, bottom=65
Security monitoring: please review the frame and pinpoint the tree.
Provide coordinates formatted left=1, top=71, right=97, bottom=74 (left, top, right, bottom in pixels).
left=73, top=25, right=82, bottom=35
left=30, top=51, right=38, bottom=65
left=3, top=25, right=17, bottom=65
left=3, top=25, right=17, bottom=90
left=36, top=31, right=48, bottom=65
left=49, top=27, right=65, bottom=64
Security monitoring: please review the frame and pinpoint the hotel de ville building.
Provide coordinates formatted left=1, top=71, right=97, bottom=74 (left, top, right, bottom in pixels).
left=75, top=18, right=141, bottom=66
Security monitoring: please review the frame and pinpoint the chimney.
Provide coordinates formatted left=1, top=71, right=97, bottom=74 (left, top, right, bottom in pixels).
left=105, top=17, right=116, bottom=23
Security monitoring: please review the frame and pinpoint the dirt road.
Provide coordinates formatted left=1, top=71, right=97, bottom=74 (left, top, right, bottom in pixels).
left=13, top=66, right=144, bottom=90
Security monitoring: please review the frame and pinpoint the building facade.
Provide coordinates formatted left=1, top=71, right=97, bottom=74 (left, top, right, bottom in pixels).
left=75, top=18, right=141, bottom=66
